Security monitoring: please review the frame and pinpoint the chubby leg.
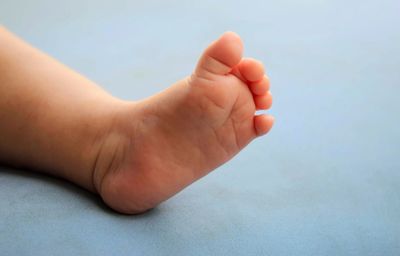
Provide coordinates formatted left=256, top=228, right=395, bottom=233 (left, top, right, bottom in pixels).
left=0, top=26, right=121, bottom=191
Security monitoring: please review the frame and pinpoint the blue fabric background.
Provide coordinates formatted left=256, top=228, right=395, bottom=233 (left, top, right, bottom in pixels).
left=1, top=0, right=399, bottom=255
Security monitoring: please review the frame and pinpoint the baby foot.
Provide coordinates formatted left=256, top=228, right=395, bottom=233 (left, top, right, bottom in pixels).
left=93, top=32, right=274, bottom=214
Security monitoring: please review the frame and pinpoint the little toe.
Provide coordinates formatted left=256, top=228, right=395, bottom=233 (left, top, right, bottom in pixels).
left=254, top=91, right=273, bottom=110
left=249, top=75, right=270, bottom=96
left=236, top=58, right=264, bottom=82
left=254, top=115, right=274, bottom=136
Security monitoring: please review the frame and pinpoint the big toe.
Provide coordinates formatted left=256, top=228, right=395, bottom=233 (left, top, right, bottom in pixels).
left=195, top=31, right=243, bottom=77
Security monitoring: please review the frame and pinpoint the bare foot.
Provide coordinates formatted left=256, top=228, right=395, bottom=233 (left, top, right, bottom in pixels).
left=93, top=32, right=274, bottom=214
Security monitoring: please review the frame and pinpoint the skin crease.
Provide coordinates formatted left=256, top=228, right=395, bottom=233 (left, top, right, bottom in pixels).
left=0, top=27, right=273, bottom=214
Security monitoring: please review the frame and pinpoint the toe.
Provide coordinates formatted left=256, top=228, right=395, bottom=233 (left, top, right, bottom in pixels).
left=254, top=115, right=274, bottom=136
left=249, top=75, right=270, bottom=96
left=254, top=91, right=273, bottom=110
left=195, top=31, right=243, bottom=77
left=236, top=58, right=264, bottom=82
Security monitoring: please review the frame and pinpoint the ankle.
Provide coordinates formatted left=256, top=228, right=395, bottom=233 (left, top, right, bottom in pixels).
left=90, top=100, right=139, bottom=194
left=57, top=97, right=129, bottom=193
